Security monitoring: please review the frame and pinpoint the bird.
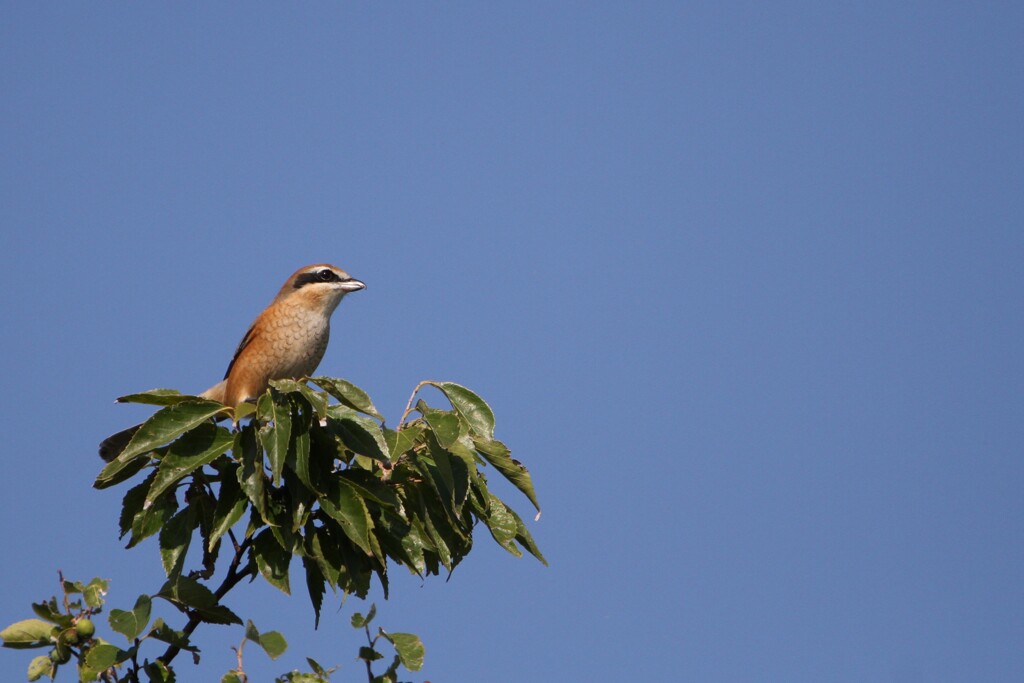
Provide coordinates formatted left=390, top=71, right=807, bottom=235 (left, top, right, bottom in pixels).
left=98, top=263, right=366, bottom=461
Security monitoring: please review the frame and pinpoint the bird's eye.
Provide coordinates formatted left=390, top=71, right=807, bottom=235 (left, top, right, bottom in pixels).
left=318, top=269, right=335, bottom=282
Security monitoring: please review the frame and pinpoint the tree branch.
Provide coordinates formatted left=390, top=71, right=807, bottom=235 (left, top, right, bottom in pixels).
left=157, top=535, right=253, bottom=666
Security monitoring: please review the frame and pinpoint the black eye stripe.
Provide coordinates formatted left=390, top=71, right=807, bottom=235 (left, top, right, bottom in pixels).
left=293, top=270, right=347, bottom=289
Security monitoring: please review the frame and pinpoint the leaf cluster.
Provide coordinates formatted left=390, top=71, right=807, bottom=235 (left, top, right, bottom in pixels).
left=96, top=377, right=543, bottom=627
left=3, top=378, right=542, bottom=681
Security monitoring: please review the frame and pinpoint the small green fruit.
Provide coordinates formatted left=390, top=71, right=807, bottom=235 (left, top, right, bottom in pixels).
left=75, top=618, right=95, bottom=640
left=50, top=646, right=71, bottom=664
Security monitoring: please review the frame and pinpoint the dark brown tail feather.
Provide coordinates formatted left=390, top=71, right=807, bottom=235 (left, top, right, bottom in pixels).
left=98, top=424, right=141, bottom=462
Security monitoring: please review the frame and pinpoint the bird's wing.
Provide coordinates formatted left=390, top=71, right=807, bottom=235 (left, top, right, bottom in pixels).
left=223, top=323, right=258, bottom=380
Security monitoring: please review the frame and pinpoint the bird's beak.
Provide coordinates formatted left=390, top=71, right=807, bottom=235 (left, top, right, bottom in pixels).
left=340, top=278, right=366, bottom=292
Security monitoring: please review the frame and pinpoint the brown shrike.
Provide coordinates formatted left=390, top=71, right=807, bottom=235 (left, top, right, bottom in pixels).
left=98, top=263, right=365, bottom=461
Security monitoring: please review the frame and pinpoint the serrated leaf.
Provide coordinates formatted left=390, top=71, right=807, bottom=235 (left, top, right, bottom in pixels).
left=253, top=529, right=291, bottom=594
left=108, top=595, right=152, bottom=642
left=209, top=464, right=248, bottom=551
left=119, top=472, right=156, bottom=540
left=155, top=577, right=242, bottom=625
left=115, top=388, right=192, bottom=407
left=418, top=403, right=461, bottom=448
left=311, top=377, right=384, bottom=420
left=320, top=479, right=374, bottom=556
left=473, top=436, right=540, bottom=513
left=429, top=381, right=495, bottom=440
left=128, top=488, right=178, bottom=548
left=382, top=632, right=425, bottom=671
left=269, top=379, right=329, bottom=418
left=95, top=399, right=226, bottom=487
left=0, top=619, right=53, bottom=647
left=482, top=493, right=520, bottom=554
left=160, top=505, right=196, bottom=578
left=145, top=618, right=198, bottom=654
left=236, top=425, right=268, bottom=521
left=306, top=525, right=338, bottom=590
left=382, top=424, right=422, bottom=458
left=302, top=557, right=325, bottom=628
left=288, top=394, right=314, bottom=490
left=257, top=391, right=292, bottom=486
left=327, top=406, right=390, bottom=462
left=510, top=505, right=548, bottom=565
left=146, top=423, right=233, bottom=505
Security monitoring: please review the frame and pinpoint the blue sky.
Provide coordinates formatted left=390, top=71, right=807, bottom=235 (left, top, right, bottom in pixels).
left=2, top=2, right=1022, bottom=681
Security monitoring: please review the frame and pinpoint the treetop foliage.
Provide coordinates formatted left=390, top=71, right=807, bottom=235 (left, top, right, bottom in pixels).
left=2, top=377, right=543, bottom=681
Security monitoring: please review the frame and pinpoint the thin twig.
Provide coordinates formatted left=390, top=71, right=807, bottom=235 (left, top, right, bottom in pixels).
left=398, top=380, right=433, bottom=429
left=157, top=536, right=253, bottom=666
left=362, top=623, right=378, bottom=682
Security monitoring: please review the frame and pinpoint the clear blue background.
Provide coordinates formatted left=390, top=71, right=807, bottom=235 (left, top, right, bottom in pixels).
left=2, top=3, right=1022, bottom=681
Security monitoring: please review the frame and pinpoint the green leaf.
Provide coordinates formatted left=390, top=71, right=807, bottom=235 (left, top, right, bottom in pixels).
left=222, top=672, right=244, bottom=683
left=358, top=646, right=383, bottom=662
left=259, top=631, right=288, bottom=660
left=244, top=621, right=287, bottom=660
left=146, top=423, right=233, bottom=505
left=382, top=424, right=422, bottom=458
left=473, top=436, right=541, bottom=513
left=326, top=406, right=390, bottom=462
left=236, top=425, right=268, bottom=521
left=128, top=488, right=178, bottom=548
left=0, top=619, right=53, bottom=648
left=26, top=654, right=51, bottom=681
left=145, top=618, right=198, bottom=654
left=253, top=529, right=291, bottom=594
left=96, top=399, right=226, bottom=487
left=510, top=505, right=548, bottom=565
left=115, top=388, right=193, bottom=407
left=339, top=470, right=403, bottom=511
left=209, top=464, right=248, bottom=551
left=270, top=379, right=329, bottom=418
left=83, top=578, right=110, bottom=609
left=31, top=598, right=69, bottom=628
left=311, top=377, right=384, bottom=420
left=376, top=509, right=426, bottom=575
left=93, top=450, right=151, bottom=490
left=155, top=576, right=242, bottom=626
left=108, top=595, right=152, bottom=642
left=482, top=493, right=520, bottom=554
left=160, top=505, right=196, bottom=578
left=417, top=498, right=453, bottom=572
left=350, top=603, right=376, bottom=629
left=258, top=390, right=292, bottom=486
left=288, top=394, right=314, bottom=490
left=83, top=642, right=128, bottom=671
left=302, top=557, right=326, bottom=628
left=143, top=660, right=174, bottom=682
left=418, top=403, right=461, bottom=448
left=319, top=479, right=375, bottom=557
left=428, top=381, right=495, bottom=440
left=305, top=533, right=334, bottom=591
left=119, top=471, right=156, bottom=540
left=382, top=632, right=425, bottom=671
left=306, top=658, right=330, bottom=677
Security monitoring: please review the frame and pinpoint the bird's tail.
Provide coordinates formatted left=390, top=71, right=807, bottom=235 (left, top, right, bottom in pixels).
left=98, top=424, right=142, bottom=462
